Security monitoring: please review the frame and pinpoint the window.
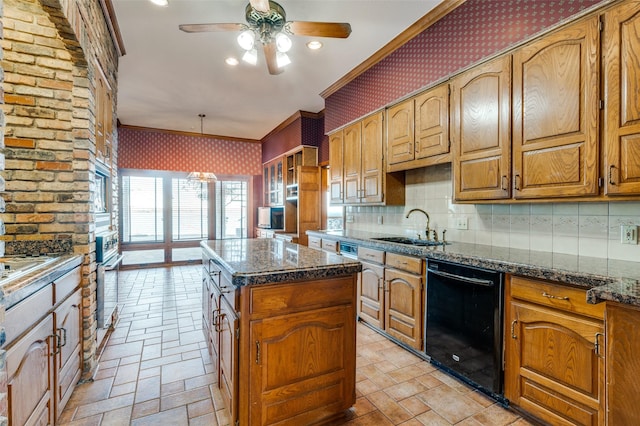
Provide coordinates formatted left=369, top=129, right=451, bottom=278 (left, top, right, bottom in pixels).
left=121, top=176, right=164, bottom=243
left=215, top=180, right=247, bottom=239
left=172, top=178, right=208, bottom=241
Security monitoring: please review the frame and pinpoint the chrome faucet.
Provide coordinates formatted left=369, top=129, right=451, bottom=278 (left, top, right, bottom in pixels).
left=406, top=208, right=430, bottom=240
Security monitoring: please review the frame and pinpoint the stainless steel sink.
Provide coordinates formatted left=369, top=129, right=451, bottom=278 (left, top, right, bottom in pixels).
left=372, top=236, right=445, bottom=246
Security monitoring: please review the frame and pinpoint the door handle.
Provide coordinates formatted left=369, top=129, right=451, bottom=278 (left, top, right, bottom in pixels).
left=511, top=319, right=517, bottom=339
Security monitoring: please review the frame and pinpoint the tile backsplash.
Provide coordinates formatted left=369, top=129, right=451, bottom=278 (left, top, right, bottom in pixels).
left=345, top=163, right=640, bottom=262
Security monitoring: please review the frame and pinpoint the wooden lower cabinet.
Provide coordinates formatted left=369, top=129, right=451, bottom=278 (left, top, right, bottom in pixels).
left=357, top=248, right=424, bottom=351
left=505, top=276, right=605, bottom=426
left=202, top=250, right=357, bottom=426
left=54, top=289, right=82, bottom=420
left=605, top=303, right=640, bottom=425
left=7, top=315, right=55, bottom=426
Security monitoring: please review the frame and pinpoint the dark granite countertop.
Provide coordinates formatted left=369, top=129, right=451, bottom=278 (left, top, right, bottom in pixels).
left=308, top=230, right=640, bottom=307
left=201, top=238, right=362, bottom=287
left=1, top=254, right=84, bottom=309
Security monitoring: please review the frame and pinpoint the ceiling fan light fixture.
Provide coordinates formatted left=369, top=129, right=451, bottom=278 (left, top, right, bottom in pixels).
left=275, top=32, right=292, bottom=53
left=306, top=40, right=323, bottom=50
left=276, top=52, right=291, bottom=68
left=242, top=49, right=258, bottom=65
left=237, top=29, right=255, bottom=50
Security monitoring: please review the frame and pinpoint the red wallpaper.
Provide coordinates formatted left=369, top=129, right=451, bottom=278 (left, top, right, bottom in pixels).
left=118, top=127, right=262, bottom=175
left=261, top=118, right=302, bottom=163
left=324, top=0, right=606, bottom=132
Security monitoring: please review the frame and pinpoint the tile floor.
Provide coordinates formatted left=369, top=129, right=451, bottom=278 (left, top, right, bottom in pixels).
left=60, top=265, right=536, bottom=425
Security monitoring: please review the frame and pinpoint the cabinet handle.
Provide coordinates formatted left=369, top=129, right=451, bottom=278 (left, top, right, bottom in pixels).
left=595, top=332, right=604, bottom=357
left=542, top=291, right=569, bottom=301
left=609, top=165, right=616, bottom=185
left=514, top=174, right=521, bottom=191
left=501, top=175, right=508, bottom=191
left=511, top=319, right=517, bottom=339
left=60, top=327, right=67, bottom=348
left=255, top=341, right=261, bottom=364
left=378, top=277, right=384, bottom=290
left=49, top=334, right=61, bottom=356
left=212, top=308, right=221, bottom=331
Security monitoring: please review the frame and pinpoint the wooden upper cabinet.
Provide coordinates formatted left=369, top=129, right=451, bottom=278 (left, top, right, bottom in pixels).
left=452, top=55, right=512, bottom=201
left=415, top=84, right=450, bottom=161
left=328, top=131, right=344, bottom=204
left=361, top=112, right=385, bottom=203
left=604, top=1, right=640, bottom=195
left=387, top=100, right=415, bottom=165
left=512, top=16, right=600, bottom=199
left=343, top=121, right=362, bottom=204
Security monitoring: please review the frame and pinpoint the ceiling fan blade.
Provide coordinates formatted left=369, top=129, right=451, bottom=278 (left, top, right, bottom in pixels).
left=249, top=0, right=271, bottom=13
left=286, top=21, right=352, bottom=38
left=264, top=41, right=283, bottom=75
left=179, top=23, right=246, bottom=33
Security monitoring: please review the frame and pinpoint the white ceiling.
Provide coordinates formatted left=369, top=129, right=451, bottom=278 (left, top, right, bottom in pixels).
left=112, top=0, right=444, bottom=140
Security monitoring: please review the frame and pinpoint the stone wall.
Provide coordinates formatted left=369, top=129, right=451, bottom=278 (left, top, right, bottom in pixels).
left=0, top=0, right=119, bottom=393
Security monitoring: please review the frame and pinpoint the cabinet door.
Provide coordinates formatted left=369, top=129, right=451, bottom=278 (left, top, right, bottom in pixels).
left=384, top=268, right=423, bottom=350
left=415, top=84, right=449, bottom=160
left=328, top=131, right=344, bottom=204
left=249, top=305, right=356, bottom=426
left=505, top=301, right=604, bottom=426
left=54, top=289, right=82, bottom=419
left=343, top=122, right=362, bottom=204
left=7, top=315, right=54, bottom=426
left=512, top=16, right=599, bottom=199
left=606, top=303, right=640, bottom=425
left=361, top=112, right=385, bottom=204
left=603, top=2, right=640, bottom=195
left=452, top=55, right=512, bottom=201
left=357, top=260, right=385, bottom=330
left=387, top=99, right=415, bottom=165
left=219, top=295, right=238, bottom=424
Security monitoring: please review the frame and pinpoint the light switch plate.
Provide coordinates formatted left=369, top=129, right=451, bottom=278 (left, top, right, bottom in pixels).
left=621, top=225, right=638, bottom=244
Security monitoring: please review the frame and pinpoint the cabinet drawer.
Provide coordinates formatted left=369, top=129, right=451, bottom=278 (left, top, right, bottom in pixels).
left=53, top=267, right=81, bottom=304
left=246, top=276, right=355, bottom=317
left=321, top=239, right=338, bottom=253
left=385, top=252, right=423, bottom=275
left=358, top=247, right=384, bottom=264
left=308, top=236, right=322, bottom=250
left=510, top=276, right=604, bottom=320
left=4, top=285, right=53, bottom=346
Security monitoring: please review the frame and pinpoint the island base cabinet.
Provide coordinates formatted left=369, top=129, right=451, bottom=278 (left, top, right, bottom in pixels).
left=249, top=305, right=355, bottom=426
left=7, top=315, right=55, bottom=426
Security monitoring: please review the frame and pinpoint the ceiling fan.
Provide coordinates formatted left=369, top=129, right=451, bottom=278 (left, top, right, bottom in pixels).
left=179, top=0, right=352, bottom=75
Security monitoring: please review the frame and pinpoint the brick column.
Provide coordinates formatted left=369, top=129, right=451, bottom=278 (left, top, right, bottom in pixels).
left=0, top=0, right=8, bottom=422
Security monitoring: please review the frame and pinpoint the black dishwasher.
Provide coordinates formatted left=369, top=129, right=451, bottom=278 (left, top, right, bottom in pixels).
left=425, top=259, right=504, bottom=399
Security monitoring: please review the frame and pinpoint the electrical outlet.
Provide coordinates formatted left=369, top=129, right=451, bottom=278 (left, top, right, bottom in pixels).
left=346, top=215, right=354, bottom=223
left=377, top=215, right=383, bottom=225
left=621, top=225, right=638, bottom=244
left=454, top=217, right=468, bottom=230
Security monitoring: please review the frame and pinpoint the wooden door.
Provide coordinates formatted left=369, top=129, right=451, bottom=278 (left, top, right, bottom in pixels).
left=505, top=301, right=604, bottom=426
left=451, top=55, right=512, bottom=201
left=296, top=166, right=321, bottom=246
left=54, top=289, right=82, bottom=419
left=7, top=315, right=54, bottom=426
left=606, top=303, right=640, bottom=425
left=360, top=112, right=385, bottom=204
left=387, top=99, right=415, bottom=165
left=384, top=268, right=423, bottom=350
left=219, top=295, right=238, bottom=424
left=512, top=16, right=599, bottom=199
left=328, top=131, right=344, bottom=204
left=415, top=84, right=449, bottom=160
left=604, top=1, right=640, bottom=195
left=249, top=305, right=356, bottom=426
left=343, top=122, right=362, bottom=204
left=357, top=260, right=384, bottom=330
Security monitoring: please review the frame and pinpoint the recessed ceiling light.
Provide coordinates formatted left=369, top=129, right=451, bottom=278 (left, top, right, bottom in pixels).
left=306, top=41, right=323, bottom=50
left=225, top=57, right=239, bottom=66
left=149, top=0, right=169, bottom=6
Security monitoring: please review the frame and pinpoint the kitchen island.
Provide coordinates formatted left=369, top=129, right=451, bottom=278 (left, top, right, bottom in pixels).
left=201, top=238, right=362, bottom=426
